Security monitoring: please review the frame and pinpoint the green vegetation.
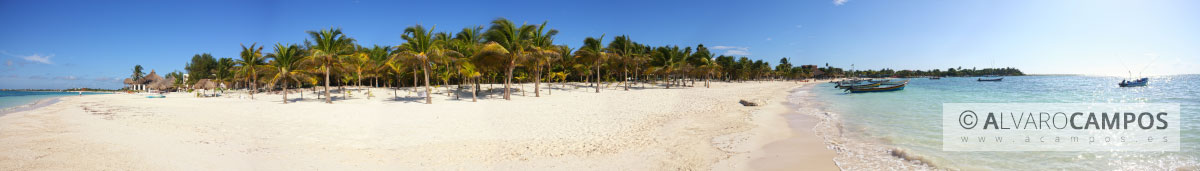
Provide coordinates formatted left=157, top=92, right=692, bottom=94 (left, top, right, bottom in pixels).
left=123, top=18, right=1023, bottom=103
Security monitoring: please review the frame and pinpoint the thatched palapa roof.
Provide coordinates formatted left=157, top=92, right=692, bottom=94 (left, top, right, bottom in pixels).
left=135, top=70, right=162, bottom=84
left=193, top=79, right=218, bottom=90
left=148, top=76, right=175, bottom=90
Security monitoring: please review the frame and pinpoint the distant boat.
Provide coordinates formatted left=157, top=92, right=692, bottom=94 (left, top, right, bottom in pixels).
left=847, top=82, right=907, bottom=93
left=977, top=77, right=1003, bottom=82
left=929, top=77, right=941, bottom=80
left=1119, top=78, right=1148, bottom=87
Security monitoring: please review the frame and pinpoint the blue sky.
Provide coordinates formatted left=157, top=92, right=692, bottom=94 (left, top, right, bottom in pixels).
left=1, top=0, right=1197, bottom=89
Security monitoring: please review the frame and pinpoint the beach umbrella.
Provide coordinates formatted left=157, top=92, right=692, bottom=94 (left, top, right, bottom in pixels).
left=193, top=79, right=218, bottom=97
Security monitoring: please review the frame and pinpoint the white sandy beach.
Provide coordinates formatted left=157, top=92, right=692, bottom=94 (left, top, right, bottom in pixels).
left=0, top=81, right=836, bottom=170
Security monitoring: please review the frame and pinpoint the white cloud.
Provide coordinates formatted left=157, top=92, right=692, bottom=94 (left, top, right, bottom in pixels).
left=765, top=37, right=773, bottom=41
left=1, top=50, right=54, bottom=65
left=795, top=25, right=804, bottom=29
left=55, top=76, right=78, bottom=80
left=712, top=46, right=751, bottom=56
left=22, top=54, right=53, bottom=64
left=834, top=0, right=849, bottom=5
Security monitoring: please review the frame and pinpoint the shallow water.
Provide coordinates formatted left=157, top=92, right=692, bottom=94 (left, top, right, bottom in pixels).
left=0, top=91, right=106, bottom=111
left=812, top=75, right=1199, bottom=170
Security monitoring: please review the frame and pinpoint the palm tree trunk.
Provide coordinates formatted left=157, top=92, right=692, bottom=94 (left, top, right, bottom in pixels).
left=504, top=60, right=514, bottom=100
left=666, top=74, right=671, bottom=89
left=412, top=68, right=418, bottom=95
left=395, top=74, right=401, bottom=99
left=454, top=78, right=461, bottom=100
left=422, top=61, right=432, bottom=104
left=534, top=66, right=541, bottom=97
left=324, top=66, right=331, bottom=104
left=471, top=77, right=478, bottom=102
left=282, top=79, right=288, bottom=104
left=623, top=66, right=629, bottom=91
left=357, top=71, right=365, bottom=99
left=250, top=70, right=256, bottom=100
left=594, top=65, right=600, bottom=93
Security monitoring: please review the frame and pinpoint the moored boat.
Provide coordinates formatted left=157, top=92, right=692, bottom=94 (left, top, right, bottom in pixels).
left=880, top=79, right=909, bottom=85
left=837, top=82, right=881, bottom=89
left=1119, top=77, right=1148, bottom=87
left=847, top=82, right=907, bottom=93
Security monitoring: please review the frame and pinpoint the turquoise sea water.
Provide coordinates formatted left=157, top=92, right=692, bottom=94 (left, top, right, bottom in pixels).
left=812, top=75, right=1199, bottom=170
left=0, top=91, right=106, bottom=112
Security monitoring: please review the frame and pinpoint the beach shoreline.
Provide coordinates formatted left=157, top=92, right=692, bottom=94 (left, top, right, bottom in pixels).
left=0, top=81, right=838, bottom=170
left=745, top=85, right=840, bottom=170
left=0, top=97, right=64, bottom=116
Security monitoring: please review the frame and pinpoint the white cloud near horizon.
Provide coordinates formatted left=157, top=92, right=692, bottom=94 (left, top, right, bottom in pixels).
left=834, top=0, right=849, bottom=6
left=22, top=54, right=53, bottom=64
left=1, top=50, right=54, bottom=65
left=55, top=76, right=78, bottom=80
left=712, top=46, right=752, bottom=56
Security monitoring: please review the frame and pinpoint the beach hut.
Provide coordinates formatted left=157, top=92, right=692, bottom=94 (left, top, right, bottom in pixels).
left=193, top=79, right=218, bottom=97
left=149, top=76, right=175, bottom=92
left=123, top=78, right=137, bottom=91
left=135, top=70, right=163, bottom=92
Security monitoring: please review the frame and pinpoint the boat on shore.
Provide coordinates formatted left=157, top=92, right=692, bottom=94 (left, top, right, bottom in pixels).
left=847, top=81, right=907, bottom=93
left=1119, top=77, right=1147, bottom=87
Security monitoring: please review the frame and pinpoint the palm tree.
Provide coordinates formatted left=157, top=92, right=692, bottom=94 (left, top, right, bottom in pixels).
left=528, top=21, right=559, bottom=97
left=452, top=26, right=485, bottom=98
left=364, top=45, right=392, bottom=99
left=698, top=54, right=719, bottom=88
left=550, top=45, right=572, bottom=93
left=344, top=45, right=373, bottom=98
left=482, top=18, right=536, bottom=100
left=215, top=58, right=235, bottom=93
left=607, top=35, right=637, bottom=91
left=458, top=62, right=483, bottom=102
left=396, top=24, right=460, bottom=104
left=265, top=43, right=309, bottom=104
left=236, top=43, right=267, bottom=99
left=384, top=53, right=409, bottom=99
left=132, top=65, right=144, bottom=81
left=655, top=45, right=691, bottom=88
left=574, top=34, right=607, bottom=93
left=307, top=28, right=354, bottom=104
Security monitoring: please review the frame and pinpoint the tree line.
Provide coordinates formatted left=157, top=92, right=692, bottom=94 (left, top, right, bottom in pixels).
left=126, top=18, right=1022, bottom=104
